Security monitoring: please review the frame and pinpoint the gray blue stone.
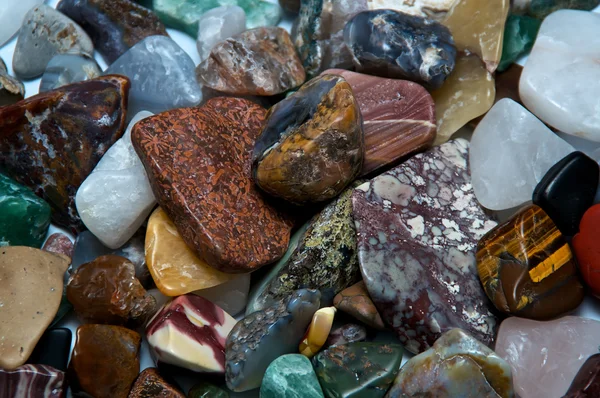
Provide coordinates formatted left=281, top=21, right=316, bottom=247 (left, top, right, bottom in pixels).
left=39, top=53, right=101, bottom=93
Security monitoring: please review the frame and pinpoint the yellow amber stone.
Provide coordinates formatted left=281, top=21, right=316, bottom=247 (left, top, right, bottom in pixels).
left=299, top=307, right=336, bottom=358
left=442, top=0, right=509, bottom=72
left=431, top=53, right=495, bottom=145
left=145, top=207, right=236, bottom=296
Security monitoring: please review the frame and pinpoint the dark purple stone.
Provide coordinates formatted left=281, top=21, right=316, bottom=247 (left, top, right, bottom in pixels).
left=563, top=353, right=600, bottom=398
left=0, top=364, right=66, bottom=398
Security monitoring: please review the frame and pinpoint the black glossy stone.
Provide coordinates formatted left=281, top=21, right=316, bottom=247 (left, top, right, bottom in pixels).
left=27, top=328, right=72, bottom=372
left=343, top=9, right=456, bottom=89
left=533, top=151, right=599, bottom=236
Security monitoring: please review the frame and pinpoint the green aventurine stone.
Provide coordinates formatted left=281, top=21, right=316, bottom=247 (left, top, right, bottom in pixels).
left=498, top=15, right=541, bottom=72
left=313, top=343, right=403, bottom=398
left=0, top=173, right=51, bottom=247
left=152, top=0, right=282, bottom=37
left=261, top=354, right=324, bottom=398
left=527, top=0, right=600, bottom=19
left=188, top=381, right=229, bottom=398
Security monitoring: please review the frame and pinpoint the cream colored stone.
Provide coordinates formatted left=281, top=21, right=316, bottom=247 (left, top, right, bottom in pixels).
left=367, top=0, right=459, bottom=19
left=300, top=307, right=336, bottom=358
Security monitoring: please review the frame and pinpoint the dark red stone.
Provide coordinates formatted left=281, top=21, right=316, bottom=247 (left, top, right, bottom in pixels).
left=573, top=204, right=600, bottom=297
left=0, top=75, right=129, bottom=232
left=128, top=368, right=185, bottom=398
left=42, top=233, right=74, bottom=259
left=132, top=97, right=292, bottom=273
left=563, top=353, right=600, bottom=398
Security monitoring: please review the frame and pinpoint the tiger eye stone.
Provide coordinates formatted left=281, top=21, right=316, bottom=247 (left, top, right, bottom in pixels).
left=252, top=74, right=364, bottom=205
left=476, top=204, right=584, bottom=320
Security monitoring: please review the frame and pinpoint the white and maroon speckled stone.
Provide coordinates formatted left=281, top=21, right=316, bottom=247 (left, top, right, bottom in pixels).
left=352, top=138, right=498, bottom=354
left=0, top=364, right=66, bottom=398
left=145, top=294, right=236, bottom=373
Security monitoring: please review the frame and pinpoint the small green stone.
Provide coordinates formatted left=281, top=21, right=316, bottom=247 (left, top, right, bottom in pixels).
left=498, top=14, right=541, bottom=72
left=528, top=0, right=600, bottom=19
left=188, top=381, right=229, bottom=398
left=152, top=0, right=282, bottom=37
left=260, top=354, right=324, bottom=398
left=0, top=173, right=51, bottom=248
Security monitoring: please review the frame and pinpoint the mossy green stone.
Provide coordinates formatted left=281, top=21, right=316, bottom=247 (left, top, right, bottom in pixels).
left=188, top=381, right=229, bottom=398
left=498, top=15, right=541, bottom=72
left=0, top=173, right=51, bottom=247
left=260, top=354, right=324, bottom=398
left=152, top=0, right=281, bottom=36
left=527, top=0, right=600, bottom=19
left=313, top=343, right=403, bottom=398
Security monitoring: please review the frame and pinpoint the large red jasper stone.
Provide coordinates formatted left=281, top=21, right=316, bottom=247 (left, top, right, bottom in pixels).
left=573, top=204, right=600, bottom=297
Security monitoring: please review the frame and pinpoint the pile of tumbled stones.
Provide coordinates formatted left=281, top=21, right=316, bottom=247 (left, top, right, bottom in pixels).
left=1, top=0, right=600, bottom=396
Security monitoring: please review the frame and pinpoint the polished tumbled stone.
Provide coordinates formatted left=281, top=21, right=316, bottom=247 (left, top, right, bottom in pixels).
left=564, top=353, right=600, bottom=398
left=28, top=328, right=72, bottom=372
left=261, top=354, right=324, bottom=398
left=498, top=14, right=541, bottom=72
left=0, top=364, right=66, bottom=398
left=39, top=54, right=101, bottom=93
left=196, top=6, right=246, bottom=62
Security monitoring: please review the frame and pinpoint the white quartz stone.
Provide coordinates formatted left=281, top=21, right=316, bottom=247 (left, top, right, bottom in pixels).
left=0, top=0, right=44, bottom=46
left=76, top=111, right=156, bottom=249
left=520, top=10, right=600, bottom=142
left=196, top=6, right=246, bottom=63
left=470, top=98, right=575, bottom=210
left=194, top=273, right=251, bottom=316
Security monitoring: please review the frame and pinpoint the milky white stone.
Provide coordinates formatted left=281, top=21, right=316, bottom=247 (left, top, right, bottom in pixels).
left=194, top=273, right=251, bottom=316
left=76, top=111, right=156, bottom=249
left=470, top=99, right=574, bottom=210
left=197, top=6, right=246, bottom=63
left=0, top=0, right=43, bottom=46
left=520, top=10, right=600, bottom=142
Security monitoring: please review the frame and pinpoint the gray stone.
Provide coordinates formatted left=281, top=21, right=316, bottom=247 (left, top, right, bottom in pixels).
left=39, top=53, right=101, bottom=93
left=0, top=58, right=25, bottom=106
left=0, top=0, right=44, bottom=46
left=197, top=6, right=246, bottom=63
left=12, top=5, right=94, bottom=79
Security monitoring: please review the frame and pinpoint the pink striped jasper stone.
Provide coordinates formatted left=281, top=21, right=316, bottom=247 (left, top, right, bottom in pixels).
left=0, top=364, right=65, bottom=398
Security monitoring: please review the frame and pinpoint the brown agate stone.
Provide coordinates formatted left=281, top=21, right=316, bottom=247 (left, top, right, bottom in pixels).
left=323, top=69, right=436, bottom=177
left=252, top=74, right=364, bottom=205
left=196, top=27, right=305, bottom=96
left=69, top=324, right=140, bottom=398
left=477, top=204, right=584, bottom=320
left=132, top=98, right=292, bottom=273
left=128, top=368, right=185, bottom=398
left=0, top=75, right=129, bottom=231
left=67, top=255, right=156, bottom=326
left=333, top=281, right=385, bottom=330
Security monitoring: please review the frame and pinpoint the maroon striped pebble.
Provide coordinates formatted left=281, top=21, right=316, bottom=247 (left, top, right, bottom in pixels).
left=0, top=364, right=65, bottom=398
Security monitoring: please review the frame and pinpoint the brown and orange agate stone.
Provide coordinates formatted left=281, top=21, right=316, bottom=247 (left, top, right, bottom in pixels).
left=252, top=74, right=364, bottom=205
left=132, top=97, right=292, bottom=274
left=333, top=281, right=386, bottom=330
left=477, top=204, right=584, bottom=320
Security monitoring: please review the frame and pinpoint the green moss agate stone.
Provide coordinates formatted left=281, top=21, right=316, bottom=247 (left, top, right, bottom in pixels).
left=313, top=342, right=403, bottom=398
left=514, top=0, right=600, bottom=19
left=188, top=381, right=229, bottom=398
left=260, top=354, right=324, bottom=398
left=0, top=173, right=51, bottom=247
left=498, top=14, right=541, bottom=72
left=152, top=0, right=281, bottom=36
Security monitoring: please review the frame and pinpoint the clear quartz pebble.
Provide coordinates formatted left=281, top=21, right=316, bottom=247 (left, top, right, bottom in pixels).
left=197, top=6, right=247, bottom=63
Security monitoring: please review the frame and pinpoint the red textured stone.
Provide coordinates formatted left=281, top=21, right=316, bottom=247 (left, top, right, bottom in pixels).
left=573, top=204, right=600, bottom=297
left=132, top=97, right=292, bottom=273
left=42, top=233, right=74, bottom=259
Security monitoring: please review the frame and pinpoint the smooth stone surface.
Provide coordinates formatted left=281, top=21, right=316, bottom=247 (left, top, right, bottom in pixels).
left=129, top=368, right=185, bottom=398
left=253, top=75, right=363, bottom=204
left=431, top=52, right=495, bottom=145
left=39, top=53, right=101, bottom=93
left=344, top=9, right=456, bottom=89
left=0, top=0, right=44, bottom=46
left=69, top=324, right=141, bottom=398
left=146, top=294, right=236, bottom=373
left=226, top=289, right=321, bottom=392
left=333, top=281, right=385, bottom=330
left=324, top=323, right=367, bottom=348
left=498, top=14, right=541, bottom=72
left=153, top=0, right=281, bottom=36
left=299, top=307, right=336, bottom=358
left=477, top=204, right=584, bottom=320
left=0, top=57, right=25, bottom=106
left=324, top=69, right=436, bottom=177
left=353, top=139, right=499, bottom=354
left=0, top=173, right=51, bottom=247
left=146, top=207, right=236, bottom=297
left=495, top=316, right=600, bottom=398
left=563, top=353, right=600, bottom=398
left=57, top=0, right=169, bottom=64
left=573, top=204, right=600, bottom=297
left=520, top=10, right=600, bottom=142
left=28, top=328, right=72, bottom=372
left=105, top=36, right=202, bottom=117
left=387, top=329, right=514, bottom=398
left=12, top=5, right=93, bottom=79
left=442, top=0, right=509, bottom=72
left=533, top=152, right=599, bottom=236
left=314, top=342, right=403, bottom=398
left=132, top=98, right=292, bottom=274
left=197, top=27, right=305, bottom=96
left=261, top=354, right=324, bottom=398
left=67, top=255, right=157, bottom=326
left=196, top=6, right=246, bottom=63
left=0, top=247, right=69, bottom=370
left=0, top=75, right=129, bottom=231
left=470, top=98, right=575, bottom=211
left=193, top=273, right=251, bottom=316
left=247, top=183, right=361, bottom=314
left=513, top=0, right=600, bottom=19
left=188, top=382, right=229, bottom=398
left=76, top=111, right=155, bottom=249
left=0, top=364, right=66, bottom=398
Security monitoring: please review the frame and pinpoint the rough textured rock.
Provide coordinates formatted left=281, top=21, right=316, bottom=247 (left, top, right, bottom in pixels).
left=344, top=9, right=456, bottom=89
left=573, top=204, right=600, bottom=298
left=498, top=14, right=541, bottom=72
left=132, top=97, right=292, bottom=274
left=42, top=233, right=74, bottom=259
left=261, top=354, right=325, bottom=398
left=39, top=53, right=101, bottom=93
left=128, top=368, right=185, bottom=398
left=12, top=5, right=94, bottom=79
left=0, top=0, right=44, bottom=46
left=196, top=27, right=305, bottom=96
left=0, top=58, right=25, bottom=106
left=0, top=75, right=129, bottom=232
left=563, top=353, right=600, bottom=398
left=333, top=281, right=385, bottom=330
left=299, top=307, right=336, bottom=358
left=196, top=6, right=246, bottom=63
left=0, top=364, right=66, bottom=398
left=353, top=139, right=499, bottom=354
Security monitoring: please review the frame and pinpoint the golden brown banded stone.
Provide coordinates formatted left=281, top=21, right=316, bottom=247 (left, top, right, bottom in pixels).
left=477, top=204, right=584, bottom=320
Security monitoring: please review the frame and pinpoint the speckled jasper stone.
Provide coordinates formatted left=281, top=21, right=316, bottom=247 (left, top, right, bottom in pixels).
left=352, top=138, right=499, bottom=354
